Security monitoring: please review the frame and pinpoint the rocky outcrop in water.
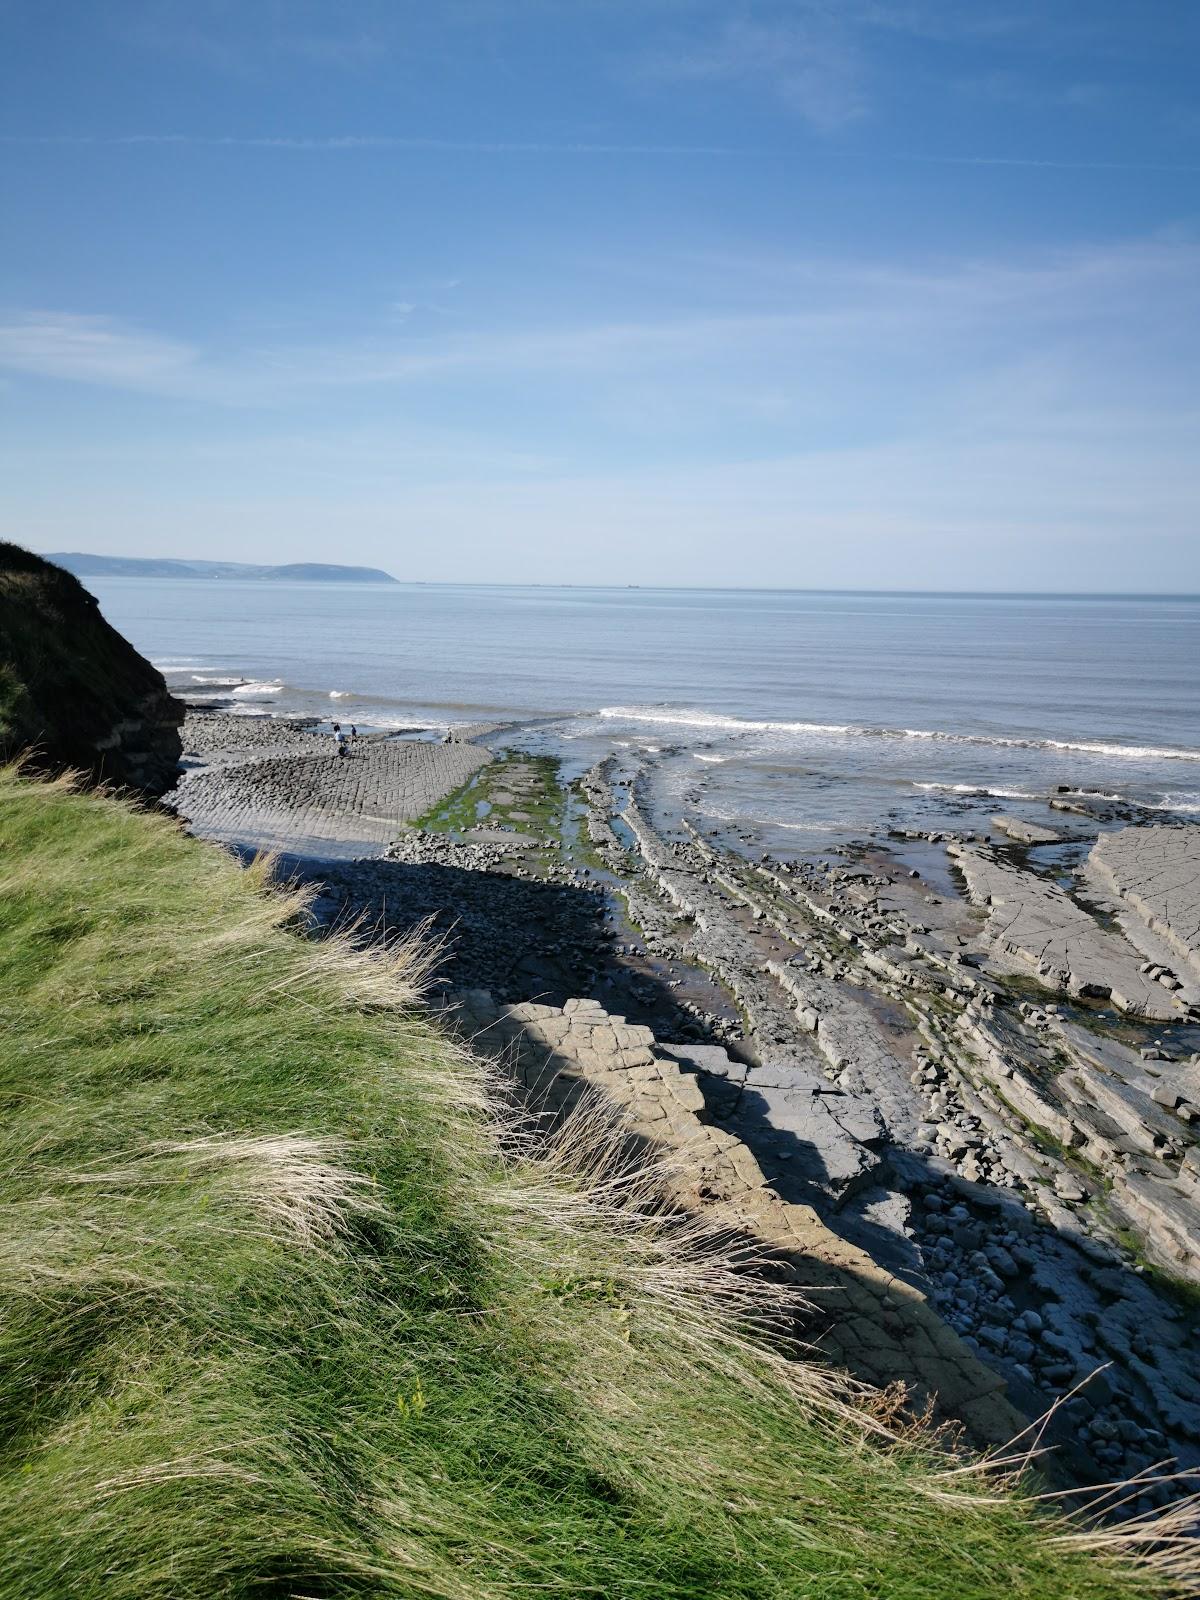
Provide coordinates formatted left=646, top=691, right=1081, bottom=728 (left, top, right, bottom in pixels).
left=0, top=543, right=183, bottom=795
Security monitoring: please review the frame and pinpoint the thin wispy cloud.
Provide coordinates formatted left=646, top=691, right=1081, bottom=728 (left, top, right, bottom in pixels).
left=1, top=133, right=733, bottom=156
left=3, top=235, right=1195, bottom=413
left=8, top=133, right=1198, bottom=176
left=626, top=2, right=1199, bottom=151
left=0, top=313, right=197, bottom=388
left=635, top=16, right=866, bottom=132
left=894, top=153, right=1200, bottom=173
left=8, top=132, right=1197, bottom=176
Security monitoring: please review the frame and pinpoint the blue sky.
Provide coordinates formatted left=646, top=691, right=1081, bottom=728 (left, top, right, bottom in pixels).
left=1, top=0, right=1198, bottom=589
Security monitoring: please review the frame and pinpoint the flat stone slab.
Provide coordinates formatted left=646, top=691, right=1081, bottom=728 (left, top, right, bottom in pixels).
left=1088, top=825, right=1200, bottom=983
left=990, top=814, right=1066, bottom=846
left=654, top=1044, right=886, bottom=1206
left=729, top=1068, right=885, bottom=1207
left=449, top=988, right=1028, bottom=1450
left=172, top=740, right=489, bottom=856
left=948, top=843, right=1185, bottom=1020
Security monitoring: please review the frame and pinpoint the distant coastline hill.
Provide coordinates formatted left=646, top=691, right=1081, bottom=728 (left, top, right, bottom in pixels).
left=46, top=552, right=399, bottom=584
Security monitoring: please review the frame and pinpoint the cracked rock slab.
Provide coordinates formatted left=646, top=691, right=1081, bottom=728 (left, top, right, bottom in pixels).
left=1088, top=825, right=1200, bottom=984
left=447, top=988, right=1027, bottom=1450
left=949, top=842, right=1184, bottom=1020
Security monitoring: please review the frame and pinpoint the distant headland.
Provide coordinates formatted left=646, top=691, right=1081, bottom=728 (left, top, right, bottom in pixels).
left=45, top=552, right=399, bottom=584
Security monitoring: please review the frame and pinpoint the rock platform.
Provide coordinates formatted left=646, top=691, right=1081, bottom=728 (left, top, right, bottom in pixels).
left=990, top=814, right=1070, bottom=846
left=448, top=988, right=1028, bottom=1452
left=949, top=842, right=1187, bottom=1020
left=1088, top=825, right=1200, bottom=987
left=574, top=761, right=1200, bottom=1495
left=168, top=717, right=489, bottom=859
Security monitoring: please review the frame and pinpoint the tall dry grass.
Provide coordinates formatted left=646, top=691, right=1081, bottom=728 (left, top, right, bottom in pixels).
left=0, top=764, right=1190, bottom=1599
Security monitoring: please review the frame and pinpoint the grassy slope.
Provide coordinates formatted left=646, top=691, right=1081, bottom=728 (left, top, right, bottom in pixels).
left=0, top=769, right=1175, bottom=1600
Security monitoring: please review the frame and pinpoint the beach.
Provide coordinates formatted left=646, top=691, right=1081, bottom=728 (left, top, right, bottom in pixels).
left=167, top=696, right=1200, bottom=1506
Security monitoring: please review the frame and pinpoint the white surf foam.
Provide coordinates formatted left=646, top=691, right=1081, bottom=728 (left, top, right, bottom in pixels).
left=231, top=679, right=283, bottom=698
left=1066, top=790, right=1200, bottom=814
left=598, top=705, right=1200, bottom=763
left=600, top=705, right=851, bottom=736
left=911, top=782, right=1043, bottom=800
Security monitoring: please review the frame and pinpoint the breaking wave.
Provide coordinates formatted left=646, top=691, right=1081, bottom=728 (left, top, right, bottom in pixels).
left=911, top=782, right=1043, bottom=800
left=598, top=706, right=1200, bottom=763
left=600, top=705, right=851, bottom=736
left=230, top=680, right=284, bottom=698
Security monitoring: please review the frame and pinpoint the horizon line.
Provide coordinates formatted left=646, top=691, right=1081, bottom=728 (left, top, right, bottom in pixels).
left=43, top=565, right=1200, bottom=602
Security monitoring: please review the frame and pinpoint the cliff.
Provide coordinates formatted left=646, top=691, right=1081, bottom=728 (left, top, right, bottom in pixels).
left=0, top=542, right=183, bottom=794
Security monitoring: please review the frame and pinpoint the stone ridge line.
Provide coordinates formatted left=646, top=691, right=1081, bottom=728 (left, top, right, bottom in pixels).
left=170, top=733, right=490, bottom=859
left=449, top=988, right=1029, bottom=1453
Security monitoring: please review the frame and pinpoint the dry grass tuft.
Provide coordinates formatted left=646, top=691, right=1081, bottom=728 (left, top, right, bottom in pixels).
left=0, top=765, right=1189, bottom=1600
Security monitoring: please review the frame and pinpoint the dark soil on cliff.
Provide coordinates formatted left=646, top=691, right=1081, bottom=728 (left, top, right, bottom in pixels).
left=0, top=542, right=182, bottom=794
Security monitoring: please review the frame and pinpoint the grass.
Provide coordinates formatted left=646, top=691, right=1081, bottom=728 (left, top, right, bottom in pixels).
left=0, top=765, right=1193, bottom=1599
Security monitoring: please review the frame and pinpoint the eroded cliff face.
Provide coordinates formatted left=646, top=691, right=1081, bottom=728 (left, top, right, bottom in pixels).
left=0, top=543, right=183, bottom=795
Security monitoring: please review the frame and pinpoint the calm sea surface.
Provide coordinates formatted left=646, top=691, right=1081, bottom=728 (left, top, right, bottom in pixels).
left=88, top=578, right=1200, bottom=849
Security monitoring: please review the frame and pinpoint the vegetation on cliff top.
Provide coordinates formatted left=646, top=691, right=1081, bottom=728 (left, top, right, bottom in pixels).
left=0, top=767, right=1188, bottom=1599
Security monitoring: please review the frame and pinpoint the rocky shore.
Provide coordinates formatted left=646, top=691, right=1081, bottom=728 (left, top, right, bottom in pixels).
left=166, top=708, right=1200, bottom=1513
left=168, top=711, right=488, bottom=858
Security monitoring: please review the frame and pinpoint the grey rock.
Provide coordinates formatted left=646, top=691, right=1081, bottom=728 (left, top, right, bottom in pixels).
left=1088, top=825, right=1200, bottom=985
left=987, top=1246, right=1019, bottom=1277
left=1054, top=1173, right=1088, bottom=1203
left=990, top=814, right=1069, bottom=846
left=948, top=842, right=1186, bottom=1020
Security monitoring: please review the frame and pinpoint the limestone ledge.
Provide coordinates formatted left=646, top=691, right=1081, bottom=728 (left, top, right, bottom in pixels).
left=447, top=988, right=1028, bottom=1452
left=948, top=841, right=1187, bottom=1021
left=1088, top=825, right=1200, bottom=987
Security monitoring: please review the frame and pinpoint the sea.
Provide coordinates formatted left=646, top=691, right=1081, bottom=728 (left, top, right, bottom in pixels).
left=89, top=578, right=1200, bottom=856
